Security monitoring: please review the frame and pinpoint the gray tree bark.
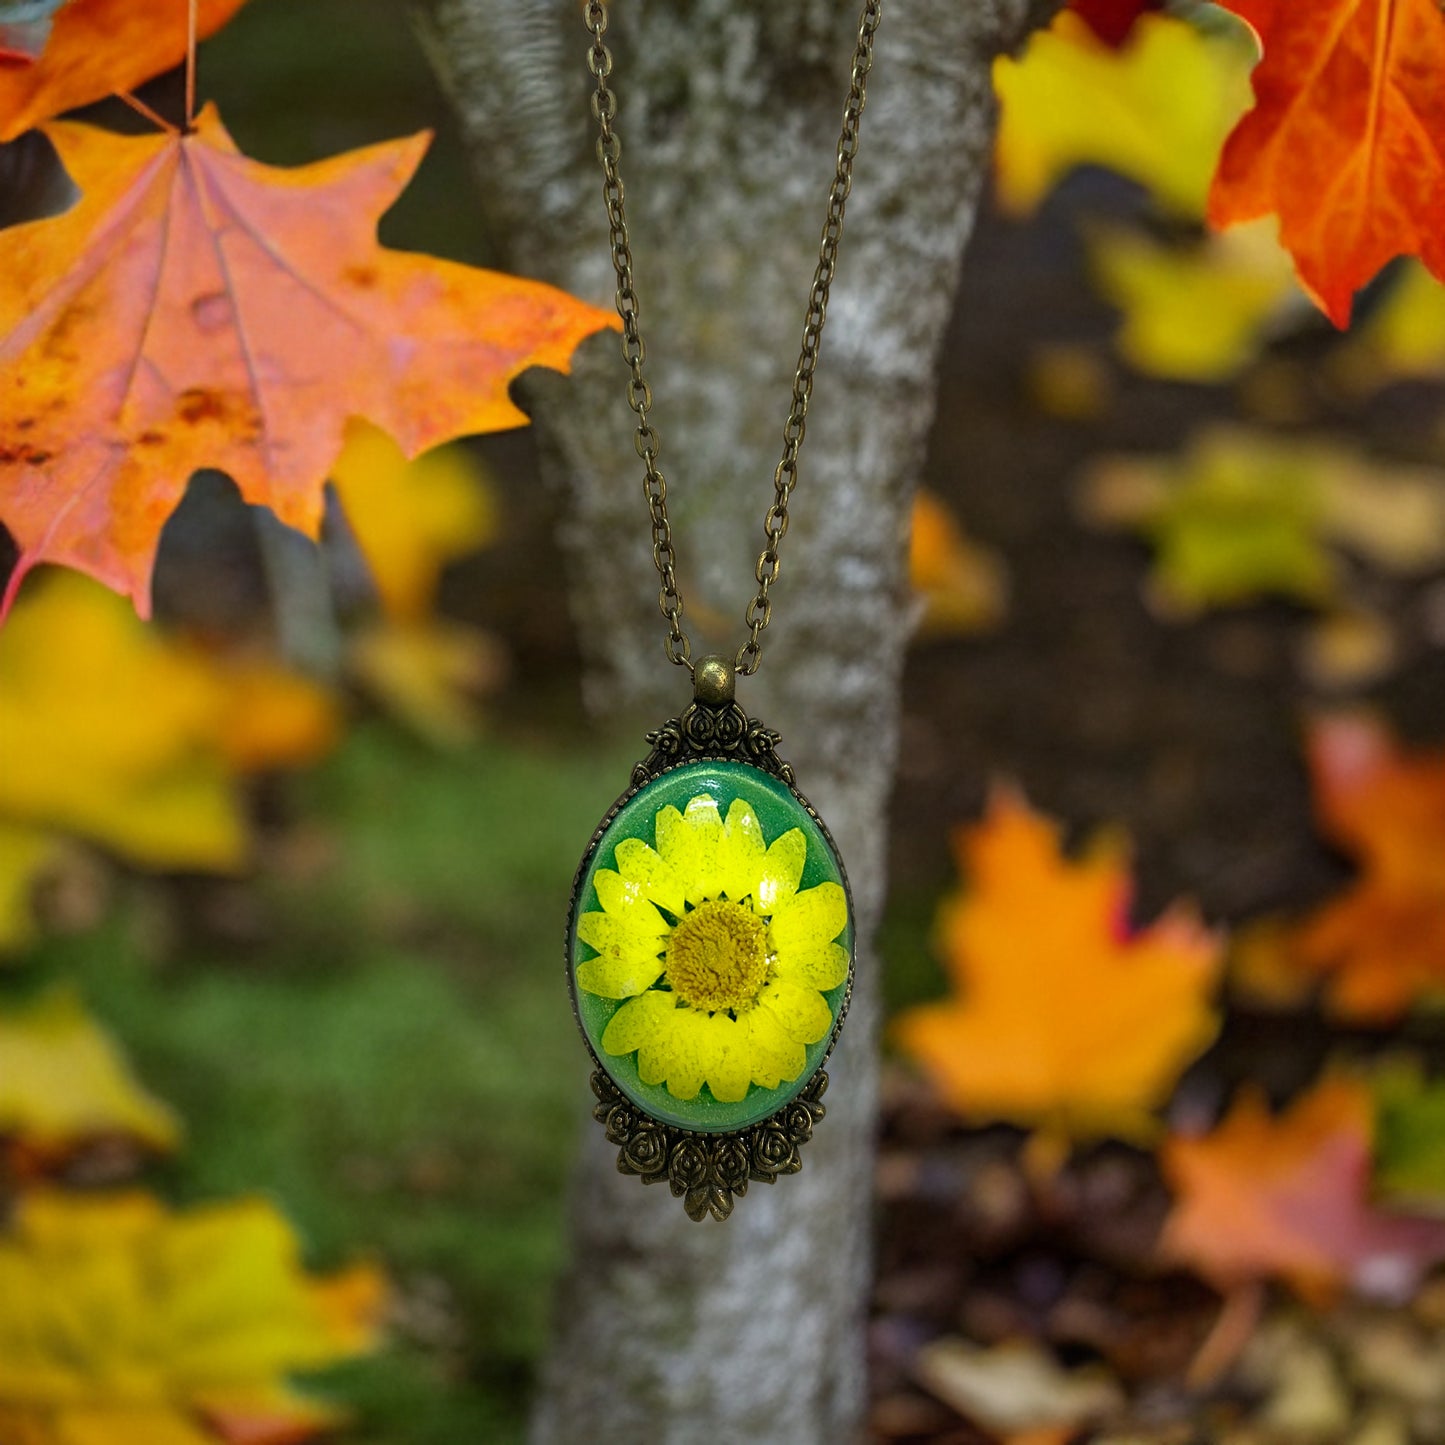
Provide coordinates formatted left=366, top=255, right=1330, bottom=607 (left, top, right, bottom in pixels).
left=413, top=2, right=1056, bottom=1439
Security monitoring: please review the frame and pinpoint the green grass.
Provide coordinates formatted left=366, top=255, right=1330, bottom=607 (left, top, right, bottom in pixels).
left=20, top=724, right=636, bottom=1443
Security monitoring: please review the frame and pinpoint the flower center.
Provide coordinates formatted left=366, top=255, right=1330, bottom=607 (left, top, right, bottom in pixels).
left=664, top=899, right=771, bottom=1014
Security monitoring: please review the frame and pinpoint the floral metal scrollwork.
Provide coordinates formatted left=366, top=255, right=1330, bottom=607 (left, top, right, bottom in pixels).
left=632, top=698, right=795, bottom=786
left=591, top=1070, right=829, bottom=1222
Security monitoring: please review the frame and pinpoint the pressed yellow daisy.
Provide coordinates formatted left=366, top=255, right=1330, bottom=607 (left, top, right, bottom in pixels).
left=575, top=793, right=849, bottom=1104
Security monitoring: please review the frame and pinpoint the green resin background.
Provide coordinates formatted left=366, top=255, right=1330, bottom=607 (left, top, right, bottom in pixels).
left=569, top=758, right=853, bottom=1132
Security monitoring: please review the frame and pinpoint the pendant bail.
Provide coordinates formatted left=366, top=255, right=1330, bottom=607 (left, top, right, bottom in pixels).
left=692, top=653, right=736, bottom=705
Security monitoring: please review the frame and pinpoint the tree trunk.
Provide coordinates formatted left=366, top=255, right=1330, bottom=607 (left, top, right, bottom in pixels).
left=413, top=1, right=1056, bottom=1438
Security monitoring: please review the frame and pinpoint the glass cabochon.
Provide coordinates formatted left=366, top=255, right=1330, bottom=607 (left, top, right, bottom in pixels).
left=568, top=758, right=853, bottom=1132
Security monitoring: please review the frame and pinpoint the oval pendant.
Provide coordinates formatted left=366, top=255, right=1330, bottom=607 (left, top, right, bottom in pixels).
left=566, top=663, right=853, bottom=1221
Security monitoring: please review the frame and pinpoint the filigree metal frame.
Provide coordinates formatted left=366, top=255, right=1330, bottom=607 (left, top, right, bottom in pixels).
left=566, top=695, right=854, bottom=1222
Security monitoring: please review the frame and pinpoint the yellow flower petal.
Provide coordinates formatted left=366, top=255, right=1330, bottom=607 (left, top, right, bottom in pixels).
left=654, top=796, right=724, bottom=905
left=759, top=978, right=833, bottom=1044
left=773, top=940, right=850, bottom=991
left=713, top=798, right=767, bottom=903
left=634, top=1004, right=711, bottom=1100
left=739, top=1007, right=806, bottom=1089
left=600, top=989, right=675, bottom=1056
left=770, top=881, right=848, bottom=954
left=754, top=827, right=807, bottom=915
left=657, top=1008, right=710, bottom=1099
left=576, top=909, right=666, bottom=999
left=577, top=909, right=665, bottom=956
left=612, top=837, right=687, bottom=918
left=699, top=1013, right=752, bottom=1103
left=576, top=951, right=664, bottom=1000
left=593, top=868, right=667, bottom=924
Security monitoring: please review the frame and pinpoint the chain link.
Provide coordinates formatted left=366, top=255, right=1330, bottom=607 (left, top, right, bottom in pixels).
left=584, top=0, right=883, bottom=676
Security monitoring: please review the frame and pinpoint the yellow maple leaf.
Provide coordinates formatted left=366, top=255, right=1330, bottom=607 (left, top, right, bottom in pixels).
left=330, top=421, right=497, bottom=624
left=0, top=572, right=341, bottom=874
left=330, top=421, right=504, bottom=744
left=0, top=1191, right=385, bottom=1445
left=892, top=788, right=1222, bottom=1141
left=0, top=572, right=245, bottom=870
left=1087, top=219, right=1302, bottom=380
left=1079, top=428, right=1445, bottom=618
left=0, top=988, right=179, bottom=1158
left=993, top=11, right=1253, bottom=219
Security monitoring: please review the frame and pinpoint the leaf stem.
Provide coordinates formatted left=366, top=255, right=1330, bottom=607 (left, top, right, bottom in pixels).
left=116, top=91, right=179, bottom=135
left=185, top=0, right=198, bottom=129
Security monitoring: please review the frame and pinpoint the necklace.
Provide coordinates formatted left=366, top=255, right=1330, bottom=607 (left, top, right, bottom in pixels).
left=566, top=0, right=883, bottom=1223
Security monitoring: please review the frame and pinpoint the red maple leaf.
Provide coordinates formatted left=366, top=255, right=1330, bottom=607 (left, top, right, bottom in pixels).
left=1208, top=0, right=1445, bottom=327
left=1067, top=0, right=1162, bottom=49
left=1162, top=1076, right=1445, bottom=1304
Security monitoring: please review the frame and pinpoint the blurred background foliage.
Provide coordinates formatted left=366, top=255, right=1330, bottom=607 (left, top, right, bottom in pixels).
left=2, top=1, right=1444, bottom=1442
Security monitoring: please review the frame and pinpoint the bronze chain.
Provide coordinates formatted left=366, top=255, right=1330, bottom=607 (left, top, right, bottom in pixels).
left=584, top=1, right=884, bottom=675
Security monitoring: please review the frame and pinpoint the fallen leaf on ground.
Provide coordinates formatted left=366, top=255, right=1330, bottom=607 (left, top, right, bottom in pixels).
left=915, top=1337, right=1123, bottom=1435
left=1372, top=1059, right=1445, bottom=1211
left=908, top=490, right=1007, bottom=638
left=1229, top=916, right=1315, bottom=1011
left=1296, top=608, right=1398, bottom=693
left=1316, top=463, right=1445, bottom=576
left=1086, top=218, right=1301, bottom=381
left=1160, top=1076, right=1445, bottom=1305
left=1208, top=0, right=1445, bottom=327
left=1234, top=1312, right=1352, bottom=1435
left=1081, top=431, right=1329, bottom=613
left=1332, top=1305, right=1445, bottom=1415
left=0, top=1190, right=384, bottom=1444
left=1025, top=343, right=1113, bottom=421
left=1288, top=715, right=1445, bottom=1022
left=0, top=0, right=247, bottom=141
left=892, top=788, right=1222, bottom=1142
left=1079, top=428, right=1445, bottom=616
left=0, top=106, right=615, bottom=617
left=993, top=11, right=1252, bottom=218
left=0, top=571, right=339, bottom=876
left=0, top=987, right=179, bottom=1157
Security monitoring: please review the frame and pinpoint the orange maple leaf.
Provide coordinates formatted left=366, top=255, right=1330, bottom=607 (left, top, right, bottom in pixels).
left=0, top=106, right=615, bottom=617
left=1208, top=0, right=1445, bottom=327
left=0, top=0, right=247, bottom=142
left=1286, top=715, right=1445, bottom=1021
left=891, top=788, right=1222, bottom=1142
left=1160, top=1076, right=1445, bottom=1304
